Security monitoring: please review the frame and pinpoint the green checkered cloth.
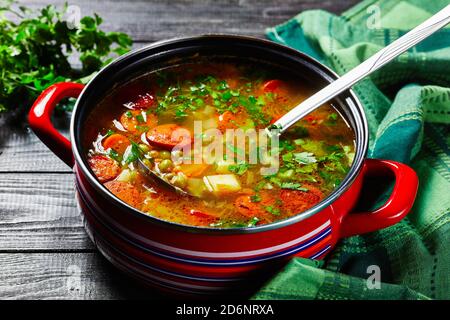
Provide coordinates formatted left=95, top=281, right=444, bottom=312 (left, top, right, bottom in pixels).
left=253, top=0, right=450, bottom=300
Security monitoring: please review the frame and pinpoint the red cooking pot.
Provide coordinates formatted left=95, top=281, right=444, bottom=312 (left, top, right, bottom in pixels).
left=28, top=35, right=418, bottom=297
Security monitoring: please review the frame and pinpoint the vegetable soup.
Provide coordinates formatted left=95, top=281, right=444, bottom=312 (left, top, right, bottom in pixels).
left=85, top=61, right=355, bottom=228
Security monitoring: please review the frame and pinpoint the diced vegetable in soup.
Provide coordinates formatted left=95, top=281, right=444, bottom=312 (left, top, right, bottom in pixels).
left=85, top=61, right=355, bottom=228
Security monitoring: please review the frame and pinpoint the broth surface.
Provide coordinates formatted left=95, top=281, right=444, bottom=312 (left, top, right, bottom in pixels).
left=85, top=61, right=355, bottom=228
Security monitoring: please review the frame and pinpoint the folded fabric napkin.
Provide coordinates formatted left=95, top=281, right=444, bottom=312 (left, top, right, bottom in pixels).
left=253, top=0, right=450, bottom=300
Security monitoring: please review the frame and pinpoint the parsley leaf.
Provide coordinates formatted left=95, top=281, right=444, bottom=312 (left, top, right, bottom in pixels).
left=135, top=114, right=145, bottom=123
left=280, top=182, right=308, bottom=191
left=228, top=162, right=251, bottom=175
left=279, top=139, right=295, bottom=152
left=328, top=113, right=338, bottom=121
left=265, top=206, right=280, bottom=216
left=239, top=95, right=270, bottom=125
left=123, top=142, right=141, bottom=164
left=108, top=149, right=122, bottom=163
left=293, top=152, right=317, bottom=164
left=250, top=194, right=261, bottom=203
left=0, top=2, right=132, bottom=113
left=282, top=153, right=293, bottom=162
left=247, top=217, right=260, bottom=227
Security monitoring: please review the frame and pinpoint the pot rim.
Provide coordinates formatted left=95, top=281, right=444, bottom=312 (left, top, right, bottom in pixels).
left=70, top=34, right=368, bottom=235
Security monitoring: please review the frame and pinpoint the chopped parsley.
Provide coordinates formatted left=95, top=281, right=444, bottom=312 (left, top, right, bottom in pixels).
left=135, top=114, right=145, bottom=123
left=279, top=139, right=295, bottom=152
left=135, top=125, right=148, bottom=132
left=265, top=206, right=280, bottom=216
left=226, top=143, right=245, bottom=157
left=293, top=152, right=317, bottom=164
left=216, top=80, right=229, bottom=90
left=282, top=152, right=293, bottom=162
left=280, top=182, right=308, bottom=191
left=328, top=113, right=338, bottom=121
left=292, top=126, right=309, bottom=137
left=239, top=95, right=270, bottom=125
left=123, top=142, right=141, bottom=164
left=281, top=151, right=317, bottom=167
left=107, top=149, right=122, bottom=162
left=250, top=194, right=261, bottom=203
left=247, top=217, right=260, bottom=227
left=228, top=162, right=251, bottom=175
left=327, top=112, right=338, bottom=125
left=222, top=91, right=233, bottom=101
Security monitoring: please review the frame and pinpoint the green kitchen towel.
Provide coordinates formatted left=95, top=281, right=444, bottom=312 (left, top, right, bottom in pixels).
left=254, top=0, right=450, bottom=300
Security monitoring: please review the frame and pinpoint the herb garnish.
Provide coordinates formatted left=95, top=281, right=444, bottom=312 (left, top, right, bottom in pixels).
left=123, top=142, right=141, bottom=164
left=0, top=1, right=132, bottom=113
left=265, top=206, right=280, bottom=216
left=247, top=217, right=260, bottom=227
left=250, top=194, right=261, bottom=203
left=125, top=111, right=133, bottom=118
left=135, top=114, right=145, bottom=123
left=280, top=182, right=308, bottom=191
left=293, top=152, right=317, bottom=164
left=108, top=149, right=122, bottom=163
left=228, top=162, right=251, bottom=175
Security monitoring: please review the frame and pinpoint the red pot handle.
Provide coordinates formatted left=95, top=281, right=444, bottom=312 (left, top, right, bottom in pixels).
left=28, top=82, right=85, bottom=167
left=340, top=159, right=418, bottom=238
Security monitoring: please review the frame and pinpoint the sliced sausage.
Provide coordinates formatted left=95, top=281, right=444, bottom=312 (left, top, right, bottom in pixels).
left=88, top=155, right=120, bottom=182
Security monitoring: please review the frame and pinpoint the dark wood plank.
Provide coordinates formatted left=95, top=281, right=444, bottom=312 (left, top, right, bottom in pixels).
left=14, top=0, right=359, bottom=42
left=0, top=173, right=92, bottom=251
left=0, top=117, right=71, bottom=173
left=0, top=252, right=160, bottom=299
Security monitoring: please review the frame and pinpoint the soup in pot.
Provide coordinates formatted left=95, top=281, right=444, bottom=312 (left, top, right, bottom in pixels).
left=85, top=60, right=355, bottom=228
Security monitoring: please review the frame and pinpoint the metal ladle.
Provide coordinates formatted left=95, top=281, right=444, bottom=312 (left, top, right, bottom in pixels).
left=267, top=5, right=450, bottom=136
left=138, top=157, right=192, bottom=196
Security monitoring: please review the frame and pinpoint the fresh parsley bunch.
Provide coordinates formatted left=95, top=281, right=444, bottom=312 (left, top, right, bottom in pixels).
left=0, top=1, right=132, bottom=113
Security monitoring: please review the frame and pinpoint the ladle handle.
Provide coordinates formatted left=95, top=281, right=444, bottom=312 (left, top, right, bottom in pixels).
left=271, top=5, right=450, bottom=134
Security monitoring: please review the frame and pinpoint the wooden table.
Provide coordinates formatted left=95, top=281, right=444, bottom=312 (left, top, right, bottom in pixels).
left=0, top=0, right=359, bottom=299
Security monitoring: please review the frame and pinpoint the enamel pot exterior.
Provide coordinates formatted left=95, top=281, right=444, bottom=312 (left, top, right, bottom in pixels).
left=28, top=35, right=419, bottom=296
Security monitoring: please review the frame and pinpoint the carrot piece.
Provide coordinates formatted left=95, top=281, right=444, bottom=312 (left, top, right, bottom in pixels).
left=235, top=196, right=266, bottom=220
left=262, top=79, right=283, bottom=92
left=217, top=108, right=249, bottom=132
left=279, top=185, right=323, bottom=214
left=217, top=111, right=236, bottom=132
left=120, top=112, right=137, bottom=132
left=143, top=113, right=158, bottom=129
left=104, top=180, right=142, bottom=208
left=88, top=155, right=120, bottom=182
left=224, top=78, right=239, bottom=90
left=102, top=133, right=130, bottom=154
left=234, top=191, right=275, bottom=222
left=239, top=188, right=254, bottom=195
left=146, top=124, right=192, bottom=150
left=120, top=110, right=158, bottom=133
left=187, top=209, right=218, bottom=227
left=269, top=115, right=282, bottom=125
left=177, top=164, right=210, bottom=177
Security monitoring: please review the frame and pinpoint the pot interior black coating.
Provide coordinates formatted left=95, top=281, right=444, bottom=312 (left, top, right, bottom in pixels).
left=71, top=35, right=368, bottom=233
